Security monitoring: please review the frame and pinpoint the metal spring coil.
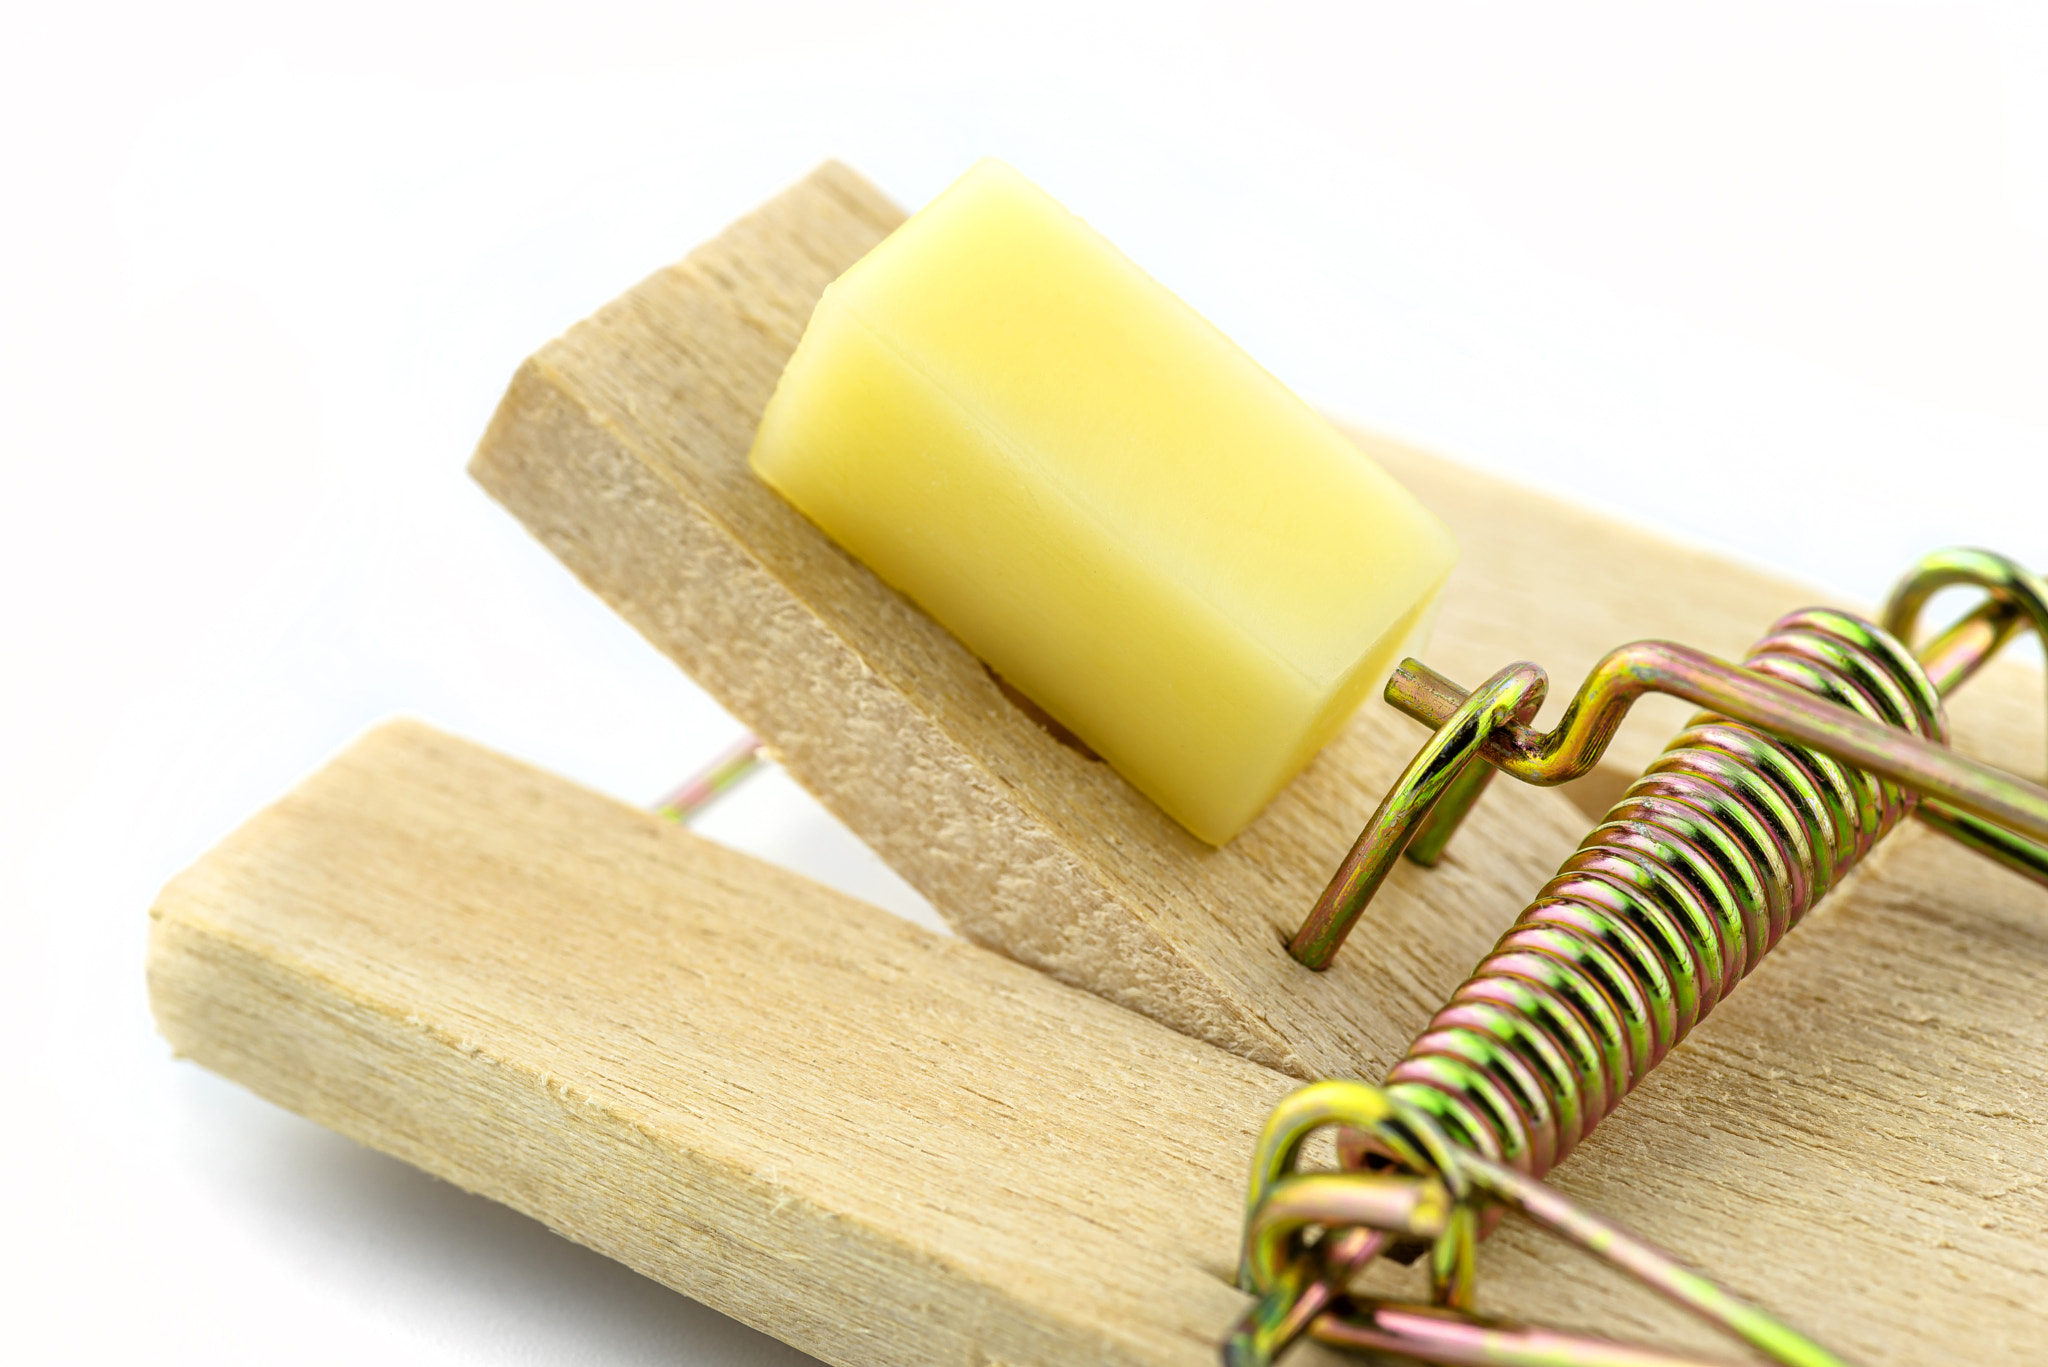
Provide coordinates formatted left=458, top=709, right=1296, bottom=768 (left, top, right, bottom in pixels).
left=1381, top=607, right=1946, bottom=1178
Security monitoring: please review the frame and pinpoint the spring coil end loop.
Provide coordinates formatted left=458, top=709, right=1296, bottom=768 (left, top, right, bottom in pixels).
left=1390, top=609, right=1946, bottom=1175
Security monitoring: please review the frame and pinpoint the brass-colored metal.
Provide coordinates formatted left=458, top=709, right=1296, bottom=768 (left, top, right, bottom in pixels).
left=655, top=734, right=767, bottom=823
left=1291, top=598, right=2048, bottom=971
left=1242, top=549, right=2046, bottom=1367
left=1881, top=546, right=2048, bottom=759
left=1229, top=1081, right=1848, bottom=1367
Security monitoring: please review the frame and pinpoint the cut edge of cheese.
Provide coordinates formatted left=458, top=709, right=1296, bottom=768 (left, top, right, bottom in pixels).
left=749, top=158, right=1457, bottom=845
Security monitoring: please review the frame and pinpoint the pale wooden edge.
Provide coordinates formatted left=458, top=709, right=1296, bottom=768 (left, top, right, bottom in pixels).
left=147, top=721, right=2048, bottom=1365
left=468, top=162, right=1595, bottom=1083
left=469, top=159, right=2042, bottom=1093
left=475, top=347, right=1273, bottom=1065
left=148, top=720, right=1324, bottom=1367
left=1361, top=426, right=2046, bottom=786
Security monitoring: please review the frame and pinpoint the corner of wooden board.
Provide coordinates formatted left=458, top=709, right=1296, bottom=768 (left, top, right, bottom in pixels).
left=146, top=718, right=2048, bottom=1365
left=144, top=718, right=1326, bottom=1367
left=466, top=160, right=1600, bottom=1085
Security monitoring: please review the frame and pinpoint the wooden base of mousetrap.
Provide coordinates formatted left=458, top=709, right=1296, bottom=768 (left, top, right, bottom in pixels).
left=149, top=722, right=1302, bottom=1367
left=151, top=723, right=2046, bottom=1366
left=150, top=162, right=2046, bottom=1364
left=467, top=162, right=2044, bottom=1088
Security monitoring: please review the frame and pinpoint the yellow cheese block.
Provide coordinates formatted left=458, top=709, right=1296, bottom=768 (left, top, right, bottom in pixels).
left=749, top=160, right=1457, bottom=845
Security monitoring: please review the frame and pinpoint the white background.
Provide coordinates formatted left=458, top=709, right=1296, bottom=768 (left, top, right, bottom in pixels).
left=4, top=3, right=2045, bottom=1362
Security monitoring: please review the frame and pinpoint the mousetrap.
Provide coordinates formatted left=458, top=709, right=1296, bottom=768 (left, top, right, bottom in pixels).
left=148, top=163, right=2048, bottom=1366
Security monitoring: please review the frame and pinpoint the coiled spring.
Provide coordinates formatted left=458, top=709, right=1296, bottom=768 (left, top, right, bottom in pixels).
left=1386, top=608, right=1943, bottom=1177
left=1234, top=548, right=2048, bottom=1367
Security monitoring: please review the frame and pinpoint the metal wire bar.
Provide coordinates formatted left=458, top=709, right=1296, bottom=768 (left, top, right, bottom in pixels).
left=1915, top=797, right=2048, bottom=886
left=1403, top=754, right=1502, bottom=868
left=1294, top=665, right=1546, bottom=966
left=654, top=734, right=766, bottom=823
left=1291, top=617, right=2048, bottom=970
left=1881, top=546, right=2048, bottom=770
left=1242, top=549, right=2046, bottom=1367
left=1309, top=1305, right=1748, bottom=1367
left=1380, top=642, right=2046, bottom=831
left=1230, top=1081, right=1848, bottom=1367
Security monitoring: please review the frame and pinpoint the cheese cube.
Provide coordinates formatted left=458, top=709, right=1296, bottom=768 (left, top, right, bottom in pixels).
left=749, top=159, right=1456, bottom=845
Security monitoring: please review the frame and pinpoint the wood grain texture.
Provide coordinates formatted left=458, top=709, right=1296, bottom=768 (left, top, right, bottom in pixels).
left=1369, top=431, right=2047, bottom=799
left=469, top=160, right=2044, bottom=1094
left=467, top=162, right=1595, bottom=1084
left=147, top=721, right=1316, bottom=1367
left=148, top=721, right=2048, bottom=1366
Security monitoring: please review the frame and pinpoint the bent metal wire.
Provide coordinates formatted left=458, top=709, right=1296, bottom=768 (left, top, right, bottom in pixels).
left=1235, top=547, right=2048, bottom=1367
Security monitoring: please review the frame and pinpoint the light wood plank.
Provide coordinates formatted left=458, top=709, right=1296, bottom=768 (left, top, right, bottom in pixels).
left=467, top=162, right=1594, bottom=1083
left=469, top=160, right=2043, bottom=1090
left=1370, top=432, right=2046, bottom=796
left=148, top=721, right=2048, bottom=1366
left=147, top=721, right=1315, bottom=1367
